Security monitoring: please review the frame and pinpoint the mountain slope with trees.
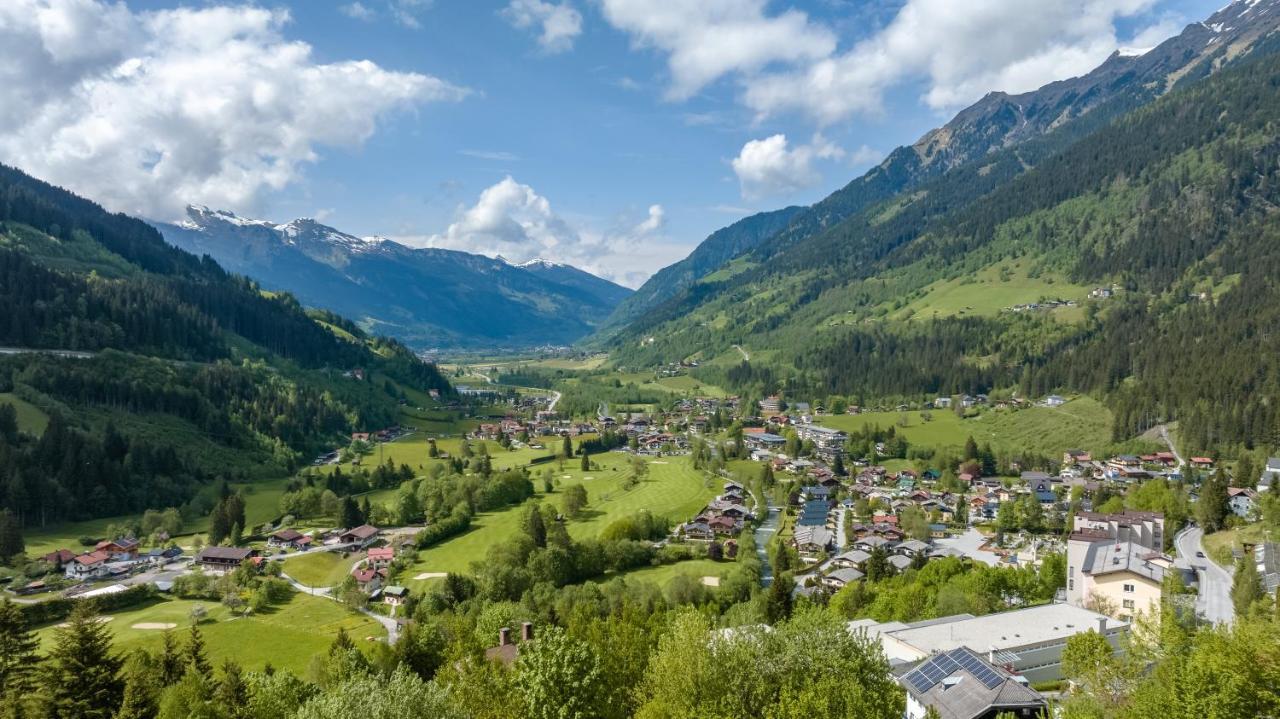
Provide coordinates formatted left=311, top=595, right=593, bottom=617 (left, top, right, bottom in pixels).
left=606, top=0, right=1280, bottom=455
left=0, top=164, right=453, bottom=526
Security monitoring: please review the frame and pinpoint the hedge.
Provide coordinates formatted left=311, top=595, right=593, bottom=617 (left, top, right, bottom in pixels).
left=20, top=584, right=157, bottom=626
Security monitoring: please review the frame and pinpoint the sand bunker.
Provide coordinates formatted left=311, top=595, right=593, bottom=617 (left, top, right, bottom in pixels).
left=131, top=622, right=178, bottom=630
left=701, top=576, right=721, bottom=587
left=650, top=461, right=669, bottom=464
left=414, top=572, right=447, bottom=580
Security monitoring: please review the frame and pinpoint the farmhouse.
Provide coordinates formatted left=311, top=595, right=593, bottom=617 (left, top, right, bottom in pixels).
left=339, top=524, right=381, bottom=547
left=194, top=546, right=256, bottom=572
left=65, top=550, right=111, bottom=580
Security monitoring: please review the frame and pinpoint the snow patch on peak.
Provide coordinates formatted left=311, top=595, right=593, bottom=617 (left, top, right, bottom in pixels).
left=179, top=204, right=274, bottom=230
left=1117, top=46, right=1152, bottom=57
left=517, top=257, right=566, bottom=269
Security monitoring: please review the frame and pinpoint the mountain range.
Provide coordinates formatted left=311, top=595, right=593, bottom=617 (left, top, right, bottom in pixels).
left=156, top=207, right=630, bottom=350
left=605, top=0, right=1280, bottom=327
left=598, top=0, right=1280, bottom=454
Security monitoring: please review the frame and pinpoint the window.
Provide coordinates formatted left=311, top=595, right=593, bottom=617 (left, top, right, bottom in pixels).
left=1068, top=579, right=1074, bottom=590
left=1123, top=583, right=1135, bottom=593
left=1069, top=565, right=1074, bottom=576
left=1122, top=599, right=1135, bottom=610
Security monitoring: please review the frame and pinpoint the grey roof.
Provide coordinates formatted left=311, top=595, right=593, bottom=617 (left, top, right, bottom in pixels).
left=900, top=647, right=1046, bottom=719
left=1082, top=540, right=1167, bottom=584
left=826, top=567, right=865, bottom=584
left=793, top=526, right=834, bottom=548
left=835, top=549, right=871, bottom=565
left=898, top=539, right=932, bottom=553
left=888, top=555, right=915, bottom=570
left=856, top=535, right=896, bottom=549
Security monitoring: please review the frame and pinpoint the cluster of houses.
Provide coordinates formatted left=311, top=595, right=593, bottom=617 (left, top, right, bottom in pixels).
left=1004, top=297, right=1078, bottom=313
left=681, top=481, right=752, bottom=542
left=39, top=538, right=183, bottom=583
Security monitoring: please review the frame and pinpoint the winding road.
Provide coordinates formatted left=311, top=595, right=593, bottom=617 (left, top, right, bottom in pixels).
left=1174, top=526, right=1234, bottom=625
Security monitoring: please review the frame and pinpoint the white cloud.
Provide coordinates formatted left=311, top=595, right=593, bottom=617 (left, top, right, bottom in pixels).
left=848, top=144, right=882, bottom=167
left=459, top=149, right=521, bottom=161
left=339, top=2, right=376, bottom=21
left=0, top=0, right=467, bottom=221
left=598, top=0, right=836, bottom=100
left=401, top=176, right=674, bottom=287
left=389, top=0, right=433, bottom=29
left=502, top=0, right=583, bottom=54
left=731, top=134, right=844, bottom=199
left=600, top=0, right=1172, bottom=124
left=746, top=0, right=1161, bottom=123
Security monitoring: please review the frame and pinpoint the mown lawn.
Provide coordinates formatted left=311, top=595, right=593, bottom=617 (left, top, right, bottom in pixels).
left=32, top=594, right=383, bottom=674
left=281, top=551, right=361, bottom=588
left=596, top=558, right=732, bottom=588
left=23, top=476, right=292, bottom=558
left=0, top=392, right=48, bottom=435
left=402, top=454, right=717, bottom=592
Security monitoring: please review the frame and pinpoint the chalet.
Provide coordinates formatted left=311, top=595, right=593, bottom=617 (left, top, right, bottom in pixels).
left=855, top=535, right=897, bottom=552
left=682, top=521, right=714, bottom=540
left=929, top=524, right=949, bottom=539
left=823, top=567, right=865, bottom=589
left=1035, top=489, right=1057, bottom=505
left=708, top=515, right=740, bottom=536
left=351, top=432, right=371, bottom=442
left=146, top=547, right=183, bottom=565
left=896, top=539, right=932, bottom=557
left=485, top=623, right=535, bottom=666
left=802, top=485, right=833, bottom=501
left=42, top=549, right=76, bottom=569
left=352, top=567, right=385, bottom=594
left=1228, top=487, right=1258, bottom=518
left=267, top=528, right=309, bottom=549
left=759, top=396, right=783, bottom=414
left=1063, top=449, right=1092, bottom=466
left=832, top=549, right=871, bottom=570
left=1021, top=472, right=1054, bottom=492
left=95, top=538, right=140, bottom=561
left=367, top=546, right=396, bottom=568
left=793, top=526, right=834, bottom=556
left=1108, top=455, right=1142, bottom=472
left=1190, top=457, right=1215, bottom=470
left=65, top=551, right=111, bottom=580
left=899, top=647, right=1047, bottom=719
left=383, top=585, right=409, bottom=609
left=339, top=524, right=380, bottom=547
left=194, top=546, right=256, bottom=572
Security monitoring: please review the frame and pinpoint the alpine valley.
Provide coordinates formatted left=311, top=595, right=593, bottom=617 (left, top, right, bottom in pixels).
left=156, top=207, right=631, bottom=350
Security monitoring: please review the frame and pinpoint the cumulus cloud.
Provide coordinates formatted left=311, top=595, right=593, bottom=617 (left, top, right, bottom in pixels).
left=339, top=2, right=376, bottom=22
left=402, top=176, right=674, bottom=287
left=598, top=0, right=836, bottom=100
left=502, top=0, right=583, bottom=53
left=0, top=0, right=466, bottom=221
left=600, top=0, right=1173, bottom=123
left=731, top=134, right=844, bottom=199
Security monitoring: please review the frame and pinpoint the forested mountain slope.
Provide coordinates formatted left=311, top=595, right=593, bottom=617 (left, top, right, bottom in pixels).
left=608, top=5, right=1280, bottom=455
left=157, top=207, right=631, bottom=350
left=0, top=164, right=452, bottom=525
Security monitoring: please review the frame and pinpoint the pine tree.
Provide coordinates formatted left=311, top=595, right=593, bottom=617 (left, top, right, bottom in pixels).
left=524, top=504, right=547, bottom=548
left=215, top=659, right=249, bottom=719
left=185, top=624, right=211, bottom=677
left=0, top=509, right=24, bottom=565
left=580, top=452, right=590, bottom=471
left=561, top=435, right=572, bottom=458
left=115, top=650, right=160, bottom=719
left=1232, top=554, right=1265, bottom=616
left=40, top=602, right=123, bottom=718
left=0, top=598, right=37, bottom=700
left=158, top=631, right=183, bottom=685
left=764, top=572, right=793, bottom=624
left=339, top=496, right=363, bottom=529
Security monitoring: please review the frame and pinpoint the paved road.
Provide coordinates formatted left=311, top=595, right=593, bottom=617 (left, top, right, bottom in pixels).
left=1175, top=526, right=1234, bottom=625
left=755, top=506, right=780, bottom=587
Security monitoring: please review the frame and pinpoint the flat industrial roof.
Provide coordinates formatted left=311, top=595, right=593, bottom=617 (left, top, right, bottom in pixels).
left=885, top=604, right=1124, bottom=655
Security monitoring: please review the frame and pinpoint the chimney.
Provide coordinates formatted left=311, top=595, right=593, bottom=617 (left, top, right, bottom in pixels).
left=1096, top=617, right=1107, bottom=634
left=988, top=648, right=997, bottom=664
left=521, top=621, right=534, bottom=642
left=499, top=627, right=512, bottom=647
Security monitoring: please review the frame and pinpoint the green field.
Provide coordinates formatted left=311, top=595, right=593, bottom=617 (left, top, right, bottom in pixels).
left=817, top=397, right=1114, bottom=456
left=0, top=392, right=49, bottom=435
left=33, top=594, right=383, bottom=674
left=402, top=454, right=717, bottom=593
left=23, top=476, right=292, bottom=558
left=599, top=558, right=732, bottom=588
left=891, top=261, right=1091, bottom=321
left=281, top=551, right=362, bottom=588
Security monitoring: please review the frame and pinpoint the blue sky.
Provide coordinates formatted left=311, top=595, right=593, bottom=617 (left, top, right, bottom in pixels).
left=0, top=0, right=1224, bottom=286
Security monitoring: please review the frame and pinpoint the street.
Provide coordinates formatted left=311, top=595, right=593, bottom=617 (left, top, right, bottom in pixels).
left=1175, top=526, right=1234, bottom=625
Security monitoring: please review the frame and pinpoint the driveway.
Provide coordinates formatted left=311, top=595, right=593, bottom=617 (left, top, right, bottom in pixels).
left=1175, top=526, right=1234, bottom=625
left=934, top=527, right=1001, bottom=566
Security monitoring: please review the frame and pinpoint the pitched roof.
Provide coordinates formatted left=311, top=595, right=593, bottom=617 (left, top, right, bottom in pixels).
left=899, top=647, right=1046, bottom=719
left=342, top=524, right=380, bottom=540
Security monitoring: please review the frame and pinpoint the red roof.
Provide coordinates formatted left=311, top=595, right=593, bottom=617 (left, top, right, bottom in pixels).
left=367, top=547, right=395, bottom=561
left=74, top=550, right=110, bottom=566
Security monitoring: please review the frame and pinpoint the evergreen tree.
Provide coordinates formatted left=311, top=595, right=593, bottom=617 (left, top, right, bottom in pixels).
left=158, top=631, right=183, bottom=685
left=0, top=509, right=24, bottom=565
left=339, top=497, right=363, bottom=529
left=1196, top=469, right=1229, bottom=532
left=580, top=452, right=590, bottom=471
left=0, top=598, right=37, bottom=701
left=832, top=454, right=846, bottom=477
left=185, top=624, right=211, bottom=677
left=764, top=572, right=794, bottom=624
left=40, top=602, right=123, bottom=718
left=561, top=435, right=572, bottom=458
left=1232, top=554, right=1265, bottom=616
left=524, top=504, right=547, bottom=549
left=115, top=650, right=161, bottom=719
left=215, top=659, right=249, bottom=719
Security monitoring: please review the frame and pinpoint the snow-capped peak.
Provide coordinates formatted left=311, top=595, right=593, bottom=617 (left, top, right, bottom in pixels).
left=178, top=204, right=275, bottom=230
left=516, top=257, right=566, bottom=269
